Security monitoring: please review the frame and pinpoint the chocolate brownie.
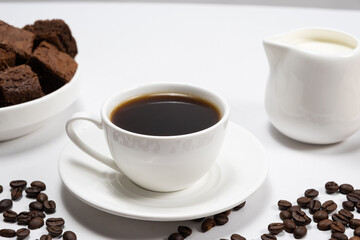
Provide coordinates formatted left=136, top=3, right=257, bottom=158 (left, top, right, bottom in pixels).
left=29, top=41, right=77, bottom=94
left=0, top=20, right=35, bottom=63
left=0, top=65, right=44, bottom=107
left=0, top=48, right=16, bottom=71
left=24, top=19, right=78, bottom=58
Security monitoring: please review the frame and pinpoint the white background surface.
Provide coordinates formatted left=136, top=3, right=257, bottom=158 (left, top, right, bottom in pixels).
left=1, top=1, right=360, bottom=239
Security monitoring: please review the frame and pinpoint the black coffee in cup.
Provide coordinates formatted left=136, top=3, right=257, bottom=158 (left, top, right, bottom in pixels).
left=110, top=93, right=221, bottom=136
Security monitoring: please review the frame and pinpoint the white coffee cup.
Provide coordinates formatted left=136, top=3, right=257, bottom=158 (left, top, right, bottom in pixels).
left=66, top=82, right=229, bottom=192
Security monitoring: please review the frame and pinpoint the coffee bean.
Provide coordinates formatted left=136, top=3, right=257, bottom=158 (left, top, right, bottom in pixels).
left=331, top=232, right=349, bottom=240
left=349, top=219, right=360, bottom=229
left=40, top=234, right=53, bottom=240
left=168, top=233, right=184, bottom=240
left=326, top=181, right=339, bottom=194
left=332, top=213, right=349, bottom=226
left=17, top=212, right=31, bottom=225
left=355, top=227, right=360, bottom=236
left=29, top=210, right=45, bottom=219
left=3, top=210, right=17, bottom=222
left=268, top=223, right=284, bottom=235
left=25, top=187, right=41, bottom=198
left=292, top=210, right=311, bottom=226
left=46, top=217, right=65, bottom=228
left=214, top=213, right=229, bottom=225
left=331, top=221, right=346, bottom=233
left=278, top=200, right=292, bottom=210
left=261, top=234, right=276, bottom=240
left=28, top=216, right=44, bottom=229
left=47, top=225, right=63, bottom=237
left=322, top=200, right=337, bottom=213
left=357, top=202, right=360, bottom=213
left=347, top=192, right=360, bottom=204
left=313, top=210, right=328, bottom=223
left=293, top=226, right=307, bottom=239
left=354, top=190, right=360, bottom=195
left=201, top=218, right=216, bottom=232
left=339, top=209, right=354, bottom=220
left=297, top=197, right=311, bottom=208
left=0, top=229, right=16, bottom=238
left=0, top=199, right=12, bottom=212
left=31, top=181, right=46, bottom=191
left=11, top=187, right=23, bottom=200
left=318, top=219, right=333, bottom=231
left=10, top=180, right=27, bottom=189
left=0, top=185, right=3, bottom=193
left=233, top=202, right=246, bottom=211
left=177, top=226, right=191, bottom=238
left=343, top=201, right=355, bottom=211
left=350, top=237, right=360, bottom=240
left=43, top=200, right=56, bottom=213
left=283, top=219, right=296, bottom=233
left=340, top=184, right=354, bottom=194
left=279, top=210, right=292, bottom=220
left=230, top=234, right=246, bottom=240
left=29, top=201, right=43, bottom=211
left=304, top=189, right=319, bottom=199
left=16, top=228, right=30, bottom=239
left=288, top=205, right=301, bottom=213
left=309, top=200, right=321, bottom=214
left=36, top=193, right=48, bottom=203
left=63, top=231, right=77, bottom=240
left=221, top=210, right=232, bottom=216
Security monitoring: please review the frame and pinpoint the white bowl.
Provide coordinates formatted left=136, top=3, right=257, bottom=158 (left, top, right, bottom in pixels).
left=0, top=66, right=81, bottom=141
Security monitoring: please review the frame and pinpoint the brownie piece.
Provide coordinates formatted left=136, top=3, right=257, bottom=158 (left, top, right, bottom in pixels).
left=0, top=48, right=16, bottom=71
left=24, top=19, right=78, bottom=58
left=0, top=20, right=35, bottom=63
left=29, top=41, right=77, bottom=94
left=0, top=65, right=44, bottom=107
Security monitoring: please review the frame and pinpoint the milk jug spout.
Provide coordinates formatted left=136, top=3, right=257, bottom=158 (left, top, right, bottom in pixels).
left=263, top=38, right=289, bottom=70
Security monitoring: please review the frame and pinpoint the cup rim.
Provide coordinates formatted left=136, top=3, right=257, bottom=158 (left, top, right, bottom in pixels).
left=101, top=82, right=229, bottom=139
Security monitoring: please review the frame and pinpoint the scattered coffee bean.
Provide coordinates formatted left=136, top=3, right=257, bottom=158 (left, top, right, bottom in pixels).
left=317, top=219, right=333, bottom=231
left=29, top=201, right=43, bottom=211
left=331, top=232, right=349, bottom=240
left=309, top=200, right=321, bottom=214
left=332, top=213, right=349, bottom=226
left=331, top=221, right=346, bottom=233
left=0, top=185, right=3, bottom=193
left=36, top=193, right=48, bottom=203
left=29, top=210, right=45, bottom=219
left=268, top=223, right=284, bottom=235
left=313, top=210, right=328, bottom=223
left=304, top=189, right=319, bottom=199
left=339, top=184, right=354, bottom=195
left=288, top=205, right=301, bottom=213
left=3, top=210, right=17, bottom=222
left=31, top=181, right=46, bottom=191
left=47, top=225, right=63, bottom=237
left=354, top=190, right=360, bottom=195
left=279, top=210, right=292, bottom=220
left=350, top=237, right=360, bottom=240
left=343, top=201, right=355, bottom=211
left=261, top=233, right=276, bottom=240
left=177, top=226, right=191, bottom=238
left=283, top=219, right=296, bottom=233
left=201, top=218, right=216, bottom=232
left=0, top=228, right=16, bottom=238
left=0, top=199, right=12, bottom=212
left=221, top=210, right=232, bottom=216
left=10, top=180, right=27, bottom=189
left=168, top=233, right=184, bottom=240
left=25, top=187, right=41, bottom=198
left=355, top=227, right=360, bottom=236
left=11, top=187, right=22, bottom=200
left=233, top=202, right=246, bottom=211
left=63, top=231, right=77, bottom=240
left=322, top=200, right=338, bottom=213
left=326, top=181, right=339, bottom=194
left=357, top=202, right=360, bottom=213
left=17, top=212, right=31, bottom=225
left=297, top=197, right=311, bottom=208
left=46, top=217, right=65, bottom=228
left=40, top=234, right=53, bottom=240
left=16, top=228, right=30, bottom=239
left=28, top=216, right=44, bottom=229
left=214, top=213, right=229, bottom=226
left=292, top=210, right=311, bottom=226
left=293, top=226, right=307, bottom=239
left=278, top=200, right=292, bottom=210
left=347, top=192, right=360, bottom=204
left=349, top=219, right=360, bottom=229
left=43, top=200, right=56, bottom=213
left=339, top=209, right=354, bottom=220
left=230, top=233, right=246, bottom=240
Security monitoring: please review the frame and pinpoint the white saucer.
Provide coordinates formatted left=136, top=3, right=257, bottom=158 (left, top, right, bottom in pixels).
left=58, top=121, right=268, bottom=221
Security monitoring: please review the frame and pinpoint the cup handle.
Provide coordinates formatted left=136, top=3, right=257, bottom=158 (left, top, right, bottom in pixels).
left=65, top=112, right=121, bottom=172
